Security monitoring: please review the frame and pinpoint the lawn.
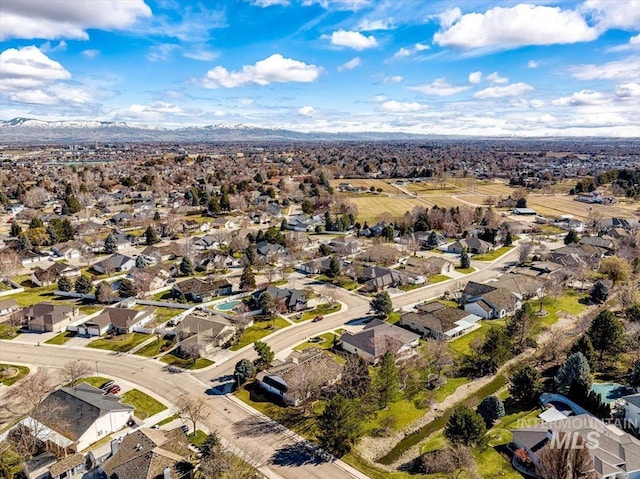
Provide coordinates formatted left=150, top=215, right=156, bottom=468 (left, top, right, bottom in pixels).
left=432, top=377, right=471, bottom=403
left=300, top=302, right=342, bottom=321
left=398, top=283, right=422, bottom=292
left=362, top=396, right=428, bottom=436
left=77, top=376, right=111, bottom=388
left=86, top=332, right=151, bottom=352
left=293, top=332, right=337, bottom=351
left=135, top=335, right=176, bottom=357
left=428, top=274, right=450, bottom=284
left=229, top=317, right=290, bottom=351
left=343, top=452, right=421, bottom=479
left=534, top=289, right=588, bottom=330
left=156, top=413, right=181, bottom=426
left=188, top=430, right=208, bottom=446
left=9, top=284, right=58, bottom=307
left=454, top=266, right=475, bottom=274
left=45, top=330, right=77, bottom=345
left=147, top=307, right=181, bottom=328
left=160, top=352, right=214, bottom=370
left=471, top=246, right=514, bottom=262
left=121, top=388, right=167, bottom=419
left=0, top=363, right=30, bottom=386
left=0, top=323, right=22, bottom=340
left=448, top=320, right=506, bottom=358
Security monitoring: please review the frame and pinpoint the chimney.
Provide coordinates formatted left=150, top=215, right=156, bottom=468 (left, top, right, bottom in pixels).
left=163, top=467, right=171, bottom=479
left=110, top=439, right=119, bottom=457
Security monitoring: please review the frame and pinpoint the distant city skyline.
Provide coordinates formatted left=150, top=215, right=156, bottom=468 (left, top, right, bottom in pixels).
left=0, top=0, right=639, bottom=137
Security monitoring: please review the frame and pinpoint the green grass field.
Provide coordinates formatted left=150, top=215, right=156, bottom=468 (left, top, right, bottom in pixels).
left=448, top=320, right=506, bottom=358
left=472, top=246, right=514, bottom=262
left=300, top=302, right=342, bottom=321
left=86, top=332, right=151, bottom=352
left=134, top=336, right=175, bottom=357
left=454, top=266, right=475, bottom=274
left=77, top=376, right=111, bottom=388
left=121, top=388, right=167, bottom=419
left=0, top=323, right=22, bottom=340
left=229, top=317, right=290, bottom=351
left=45, top=331, right=77, bottom=345
left=428, top=274, right=450, bottom=284
left=160, top=352, right=214, bottom=370
left=0, top=363, right=30, bottom=386
left=293, top=332, right=337, bottom=351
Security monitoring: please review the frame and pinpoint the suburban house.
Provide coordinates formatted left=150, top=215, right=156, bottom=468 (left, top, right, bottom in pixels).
left=464, top=287, right=522, bottom=319
left=340, top=319, right=420, bottom=364
left=329, top=237, right=361, bottom=256
left=23, top=452, right=86, bottom=479
left=76, top=307, right=155, bottom=336
left=579, top=235, right=615, bottom=252
left=101, top=427, right=195, bottom=479
left=620, top=392, right=640, bottom=431
left=512, top=414, right=640, bottom=479
left=256, top=347, right=342, bottom=406
left=127, top=266, right=170, bottom=295
left=447, top=237, right=493, bottom=255
left=92, top=253, right=136, bottom=275
left=286, top=215, right=319, bottom=232
left=139, top=244, right=179, bottom=262
left=195, top=251, right=239, bottom=272
left=0, top=298, right=19, bottom=318
left=254, top=286, right=308, bottom=313
left=15, top=383, right=134, bottom=453
left=30, top=262, right=81, bottom=287
left=404, top=256, right=455, bottom=276
left=172, top=277, right=233, bottom=302
left=255, top=241, right=285, bottom=261
left=461, top=281, right=499, bottom=304
left=174, top=312, right=236, bottom=355
left=491, top=273, right=544, bottom=300
left=400, top=302, right=481, bottom=341
left=358, top=266, right=413, bottom=293
left=21, top=302, right=81, bottom=333
left=549, top=244, right=605, bottom=267
left=52, top=241, right=83, bottom=260
left=192, top=235, right=220, bottom=250
left=297, top=256, right=347, bottom=275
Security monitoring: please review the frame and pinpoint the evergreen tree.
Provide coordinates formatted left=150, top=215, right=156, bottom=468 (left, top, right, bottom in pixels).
left=220, top=192, right=230, bottom=211
left=504, top=231, right=513, bottom=246
left=239, top=265, right=256, bottom=291
left=327, top=256, right=341, bottom=279
left=10, top=221, right=21, bottom=237
left=258, top=292, right=276, bottom=318
left=145, top=225, right=159, bottom=245
left=459, top=249, right=471, bottom=269
left=57, top=276, right=73, bottom=292
left=317, top=395, right=363, bottom=456
left=104, top=233, right=117, bottom=254
left=74, top=275, right=93, bottom=295
left=17, top=234, right=32, bottom=252
left=61, top=219, right=75, bottom=240
left=244, top=247, right=255, bottom=266
left=477, top=396, right=505, bottom=426
left=427, top=231, right=439, bottom=249
left=570, top=335, right=596, bottom=368
left=135, top=255, right=148, bottom=269
left=153, top=211, right=161, bottom=221
left=509, top=365, right=542, bottom=406
left=507, top=302, right=536, bottom=350
left=253, top=341, right=274, bottom=370
left=590, top=280, right=609, bottom=304
left=587, top=310, right=626, bottom=363
left=118, top=278, right=138, bottom=298
left=338, top=354, right=371, bottom=399
left=628, top=359, right=640, bottom=388
left=478, top=326, right=513, bottom=374
left=29, top=217, right=43, bottom=229
left=375, top=351, right=399, bottom=409
left=370, top=291, right=393, bottom=318
left=444, top=405, right=487, bottom=447
left=179, top=256, right=194, bottom=276
left=46, top=225, right=59, bottom=245
left=208, top=197, right=221, bottom=213
left=555, top=352, right=591, bottom=393
left=234, top=359, right=256, bottom=386
left=564, top=230, right=580, bottom=245
left=302, top=199, right=313, bottom=214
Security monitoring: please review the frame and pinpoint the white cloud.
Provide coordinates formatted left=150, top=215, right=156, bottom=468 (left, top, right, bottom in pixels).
left=615, top=82, right=640, bottom=98
left=183, top=47, right=219, bottom=62
left=393, top=48, right=411, bottom=59
left=380, top=100, right=428, bottom=112
left=82, top=49, right=100, bottom=58
left=372, top=95, right=387, bottom=102
left=383, top=75, right=403, bottom=83
left=251, top=0, right=289, bottom=6
left=414, top=43, right=430, bottom=51
left=580, top=0, right=640, bottom=32
left=148, top=44, right=181, bottom=62
left=302, top=0, right=370, bottom=11
left=358, top=19, right=393, bottom=31
left=202, top=54, right=321, bottom=88
left=0, top=0, right=151, bottom=41
left=409, top=78, right=471, bottom=96
left=570, top=56, right=640, bottom=80
left=298, top=106, right=315, bottom=116
left=434, top=7, right=462, bottom=29
left=118, top=101, right=194, bottom=120
left=468, top=71, right=482, bottom=84
left=39, top=41, right=67, bottom=53
left=0, top=46, right=70, bottom=91
left=434, top=4, right=598, bottom=50
left=392, top=42, right=430, bottom=60
left=325, top=29, right=377, bottom=50
left=633, top=34, right=640, bottom=45
left=527, top=60, right=539, bottom=68
left=487, top=72, right=508, bottom=84
left=338, top=57, right=361, bottom=71
left=530, top=99, right=545, bottom=108
left=551, top=89, right=608, bottom=106
left=474, top=82, right=534, bottom=98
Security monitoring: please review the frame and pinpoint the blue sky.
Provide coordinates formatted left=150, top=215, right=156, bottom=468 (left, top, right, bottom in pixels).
left=0, top=0, right=639, bottom=136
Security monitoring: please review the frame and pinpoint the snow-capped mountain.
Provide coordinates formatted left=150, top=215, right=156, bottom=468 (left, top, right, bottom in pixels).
left=0, top=117, right=428, bottom=143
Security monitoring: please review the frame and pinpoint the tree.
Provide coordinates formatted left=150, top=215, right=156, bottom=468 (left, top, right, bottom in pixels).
left=555, top=352, right=591, bottom=393
left=253, top=340, right=274, bottom=370
left=199, top=432, right=222, bottom=459
left=590, top=280, right=609, bottom=304
left=507, top=302, right=536, bottom=351
left=587, top=309, right=626, bottom=363
left=628, top=359, right=640, bottom=388
left=476, top=396, right=505, bottom=426
left=564, top=230, right=580, bottom=245
left=599, top=256, right=631, bottom=286
left=509, top=365, right=542, bottom=406
left=301, top=198, right=313, bottom=214
left=57, top=276, right=73, bottom=292
left=5, top=368, right=55, bottom=411
left=118, top=278, right=138, bottom=298
left=426, top=231, right=439, bottom=249
left=536, top=432, right=597, bottom=479
left=627, top=304, right=640, bottom=323
left=370, top=291, right=393, bottom=318
left=74, top=274, right=93, bottom=295
left=444, top=405, right=487, bottom=447
left=10, top=221, right=21, bottom=237
left=412, top=446, right=475, bottom=476
left=135, top=255, right=148, bottom=269
left=176, top=396, right=210, bottom=434
left=327, top=256, right=341, bottom=279
left=503, top=231, right=513, bottom=246
left=317, top=394, right=363, bottom=456
left=518, top=241, right=533, bottom=264
left=104, top=233, right=117, bottom=253
left=476, top=326, right=513, bottom=374
left=374, top=351, right=399, bottom=409
left=179, top=256, right=194, bottom=276
left=0, top=249, right=21, bottom=279
left=59, top=360, right=92, bottom=387
left=258, top=292, right=276, bottom=318
left=234, top=359, right=255, bottom=387
left=95, top=281, right=113, bottom=303
left=570, top=335, right=596, bottom=368
left=145, top=225, right=160, bottom=245
left=338, top=354, right=371, bottom=399
left=17, top=233, right=32, bottom=252
left=239, top=265, right=256, bottom=291
left=424, top=338, right=453, bottom=380
left=459, top=249, right=470, bottom=269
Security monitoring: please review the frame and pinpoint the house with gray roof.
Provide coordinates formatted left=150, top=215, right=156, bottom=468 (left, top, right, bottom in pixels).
left=30, top=261, right=80, bottom=287
left=463, top=287, right=521, bottom=319
left=76, top=306, right=155, bottom=336
left=253, top=286, right=308, bottom=313
left=174, top=311, right=236, bottom=355
left=92, top=253, right=136, bottom=275
left=0, top=298, right=19, bottom=318
left=400, top=302, right=481, bottom=340
left=172, top=277, right=232, bottom=302
left=21, top=302, right=81, bottom=333
left=340, top=319, right=420, bottom=364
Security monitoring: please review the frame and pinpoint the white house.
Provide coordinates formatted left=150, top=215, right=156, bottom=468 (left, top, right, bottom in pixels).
left=92, top=254, right=136, bottom=274
left=621, top=393, right=640, bottom=431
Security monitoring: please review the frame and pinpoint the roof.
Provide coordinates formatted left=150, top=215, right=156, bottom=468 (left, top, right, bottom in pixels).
left=102, top=428, right=194, bottom=479
left=31, top=383, right=133, bottom=442
left=172, top=277, right=231, bottom=295
left=94, top=253, right=134, bottom=270
left=0, top=298, right=19, bottom=310
left=49, top=453, right=85, bottom=477
left=492, top=273, right=543, bottom=298
left=175, top=312, right=231, bottom=337
left=23, top=302, right=78, bottom=326
left=463, top=281, right=497, bottom=298
left=340, top=319, right=419, bottom=359
left=482, top=287, right=519, bottom=311
left=87, top=307, right=154, bottom=330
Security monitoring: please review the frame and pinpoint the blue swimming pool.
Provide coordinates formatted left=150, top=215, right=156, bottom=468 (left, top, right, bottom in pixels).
left=216, top=300, right=239, bottom=311
left=591, top=382, right=636, bottom=404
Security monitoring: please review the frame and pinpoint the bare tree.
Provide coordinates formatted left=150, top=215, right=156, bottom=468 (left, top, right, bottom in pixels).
left=0, top=249, right=21, bottom=279
left=286, top=365, right=328, bottom=414
left=536, top=432, right=597, bottom=479
left=264, top=264, right=278, bottom=283
left=59, top=360, right=92, bottom=387
left=176, top=396, right=210, bottom=434
left=424, top=339, right=454, bottom=380
left=518, top=241, right=533, bottom=264
left=6, top=369, right=56, bottom=411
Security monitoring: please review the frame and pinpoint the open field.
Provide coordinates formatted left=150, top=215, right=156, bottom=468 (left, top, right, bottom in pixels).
left=330, top=178, right=400, bottom=194
left=527, top=194, right=639, bottom=220
left=348, top=196, right=429, bottom=223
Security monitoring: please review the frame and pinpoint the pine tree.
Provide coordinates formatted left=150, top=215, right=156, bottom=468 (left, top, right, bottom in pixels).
left=508, top=366, right=542, bottom=407
left=234, top=359, right=256, bottom=386
left=179, top=257, right=194, bottom=276
left=74, top=275, right=93, bottom=295
left=370, top=291, right=393, bottom=318
left=590, top=280, right=609, bottom=304
left=460, top=249, right=470, bottom=269
left=118, top=279, right=138, bottom=298
left=239, top=265, right=256, bottom=291
left=10, top=221, right=21, bottom=237
left=375, top=351, right=399, bottom=409
left=145, top=225, right=159, bottom=245
left=445, top=405, right=487, bottom=447
left=317, top=395, right=363, bottom=456
left=587, top=310, right=626, bottom=363
left=135, top=255, right=148, bottom=269
left=327, top=256, right=341, bottom=279
left=57, top=276, right=73, bottom=292
left=564, top=230, right=580, bottom=245
left=555, top=352, right=591, bottom=393
left=477, top=396, right=505, bottom=426
left=104, top=233, right=117, bottom=254
left=253, top=341, right=274, bottom=370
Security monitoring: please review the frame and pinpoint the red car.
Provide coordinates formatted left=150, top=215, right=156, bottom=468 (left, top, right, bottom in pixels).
left=106, top=385, right=121, bottom=395
left=312, top=315, right=324, bottom=322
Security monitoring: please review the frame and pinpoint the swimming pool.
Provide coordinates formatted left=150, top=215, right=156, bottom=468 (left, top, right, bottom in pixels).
left=216, top=300, right=239, bottom=311
left=591, top=382, right=636, bottom=404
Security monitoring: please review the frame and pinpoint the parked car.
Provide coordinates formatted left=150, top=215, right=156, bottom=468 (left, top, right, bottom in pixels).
left=105, top=384, right=120, bottom=395
left=100, top=380, right=115, bottom=390
left=180, top=424, right=189, bottom=434
left=312, top=315, right=324, bottom=322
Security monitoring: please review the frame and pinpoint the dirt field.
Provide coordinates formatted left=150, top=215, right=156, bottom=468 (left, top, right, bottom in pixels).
left=527, top=194, right=639, bottom=220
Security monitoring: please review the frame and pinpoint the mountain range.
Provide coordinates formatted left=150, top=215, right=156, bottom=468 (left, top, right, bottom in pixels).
left=0, top=117, right=431, bottom=143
